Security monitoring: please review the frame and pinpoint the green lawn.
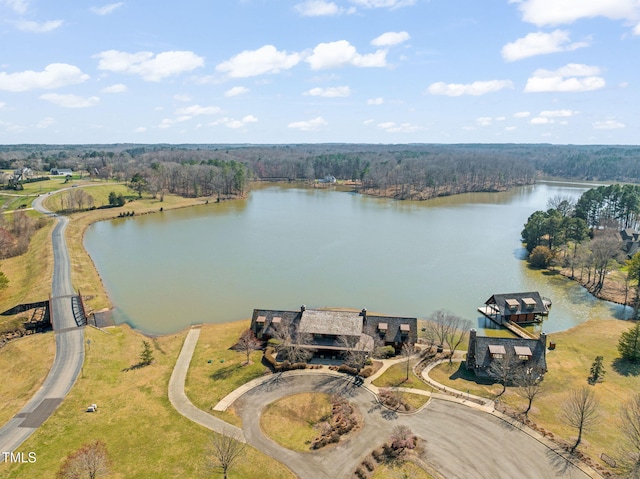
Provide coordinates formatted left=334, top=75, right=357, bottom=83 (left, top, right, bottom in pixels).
left=261, top=393, right=333, bottom=451
left=0, top=324, right=294, bottom=479
left=372, top=360, right=434, bottom=393
left=186, top=321, right=269, bottom=426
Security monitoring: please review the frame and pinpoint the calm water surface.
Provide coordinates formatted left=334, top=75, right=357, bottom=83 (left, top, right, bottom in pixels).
left=84, top=182, right=631, bottom=335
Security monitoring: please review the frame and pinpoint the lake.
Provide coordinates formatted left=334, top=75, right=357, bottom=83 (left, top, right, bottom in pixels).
left=84, top=181, right=632, bottom=335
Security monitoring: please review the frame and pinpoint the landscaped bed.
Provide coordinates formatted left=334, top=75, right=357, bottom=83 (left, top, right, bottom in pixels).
left=260, top=392, right=361, bottom=452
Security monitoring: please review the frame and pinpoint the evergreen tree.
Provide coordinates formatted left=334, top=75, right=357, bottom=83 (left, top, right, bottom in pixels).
left=618, top=323, right=640, bottom=363
left=140, top=340, right=154, bottom=366
left=588, top=356, right=605, bottom=384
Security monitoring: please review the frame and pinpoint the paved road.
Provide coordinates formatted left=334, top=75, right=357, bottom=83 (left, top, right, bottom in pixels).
left=233, top=375, right=591, bottom=479
left=0, top=192, right=85, bottom=454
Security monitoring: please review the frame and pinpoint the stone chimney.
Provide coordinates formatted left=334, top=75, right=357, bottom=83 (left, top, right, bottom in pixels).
left=466, top=329, right=477, bottom=370
left=301, top=304, right=306, bottom=312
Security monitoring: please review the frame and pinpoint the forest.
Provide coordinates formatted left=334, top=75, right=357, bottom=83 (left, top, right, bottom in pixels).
left=2, top=143, right=639, bottom=203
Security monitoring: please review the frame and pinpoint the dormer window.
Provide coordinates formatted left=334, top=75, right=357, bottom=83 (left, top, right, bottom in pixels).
left=505, top=299, right=519, bottom=311
left=489, top=344, right=506, bottom=359
left=522, top=298, right=536, bottom=310
left=400, top=324, right=410, bottom=335
left=514, top=346, right=532, bottom=361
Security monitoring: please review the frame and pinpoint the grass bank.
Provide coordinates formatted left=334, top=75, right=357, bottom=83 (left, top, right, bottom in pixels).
left=185, top=321, right=268, bottom=426
left=372, top=360, right=434, bottom=393
left=428, top=318, right=640, bottom=470
left=0, top=332, right=55, bottom=425
left=0, top=220, right=54, bottom=331
left=0, top=323, right=294, bottom=479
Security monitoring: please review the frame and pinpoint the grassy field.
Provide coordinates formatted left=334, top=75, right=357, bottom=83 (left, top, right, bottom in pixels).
left=428, top=318, right=640, bottom=470
left=0, top=332, right=55, bottom=425
left=0, top=220, right=54, bottom=331
left=372, top=360, right=435, bottom=393
left=185, top=321, right=269, bottom=426
left=260, top=392, right=333, bottom=452
left=0, top=323, right=294, bottom=479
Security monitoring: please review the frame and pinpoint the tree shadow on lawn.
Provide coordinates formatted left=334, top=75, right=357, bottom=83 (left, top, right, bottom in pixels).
left=210, top=362, right=243, bottom=381
left=612, top=357, right=640, bottom=377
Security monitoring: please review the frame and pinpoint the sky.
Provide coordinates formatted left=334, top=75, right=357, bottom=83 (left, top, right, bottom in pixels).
left=0, top=0, right=638, bottom=145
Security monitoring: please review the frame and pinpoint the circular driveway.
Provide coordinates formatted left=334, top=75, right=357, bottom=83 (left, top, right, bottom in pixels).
left=234, top=374, right=591, bottom=479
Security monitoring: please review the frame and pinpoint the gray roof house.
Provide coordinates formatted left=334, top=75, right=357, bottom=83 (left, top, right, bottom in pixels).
left=250, top=305, right=417, bottom=357
left=466, top=329, right=547, bottom=378
left=480, top=292, right=549, bottom=325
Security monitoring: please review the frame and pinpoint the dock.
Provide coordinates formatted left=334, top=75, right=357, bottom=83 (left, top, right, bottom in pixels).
left=478, top=305, right=538, bottom=339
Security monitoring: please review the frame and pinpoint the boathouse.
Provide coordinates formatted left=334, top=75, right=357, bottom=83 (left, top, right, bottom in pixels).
left=479, top=292, right=549, bottom=325
left=250, top=306, right=417, bottom=357
left=466, top=329, right=547, bottom=378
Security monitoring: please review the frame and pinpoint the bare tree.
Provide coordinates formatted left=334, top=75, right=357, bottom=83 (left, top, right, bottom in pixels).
left=426, top=310, right=471, bottom=362
left=338, top=335, right=369, bottom=373
left=515, top=368, right=544, bottom=416
left=487, top=351, right=519, bottom=398
left=272, top=320, right=314, bottom=364
left=547, top=194, right=576, bottom=217
left=562, top=387, right=600, bottom=453
left=57, top=440, right=111, bottom=479
left=590, top=233, right=623, bottom=293
left=208, top=429, right=246, bottom=479
left=618, top=393, right=640, bottom=477
left=401, top=342, right=414, bottom=381
left=236, top=329, right=261, bottom=364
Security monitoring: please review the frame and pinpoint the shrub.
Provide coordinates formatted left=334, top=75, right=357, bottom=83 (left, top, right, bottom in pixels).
left=528, top=245, right=554, bottom=268
left=374, top=346, right=396, bottom=359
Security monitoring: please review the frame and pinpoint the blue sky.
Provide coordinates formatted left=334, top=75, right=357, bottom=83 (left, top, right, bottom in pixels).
left=0, top=0, right=638, bottom=144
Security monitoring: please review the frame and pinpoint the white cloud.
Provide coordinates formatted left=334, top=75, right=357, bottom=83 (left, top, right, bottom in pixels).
left=208, top=115, right=258, bottom=129
left=0, top=63, right=89, bottom=92
left=36, top=117, right=55, bottom=128
left=306, top=40, right=387, bottom=70
left=635, top=22, right=640, bottom=35
left=525, top=63, right=605, bottom=92
left=101, top=83, right=127, bottom=93
left=530, top=117, right=552, bottom=125
left=40, top=93, right=100, bottom=108
left=513, top=111, right=531, bottom=118
left=501, top=30, right=588, bottom=62
left=225, top=86, right=249, bottom=97
left=539, top=109, right=577, bottom=117
left=515, top=0, right=640, bottom=27
left=95, top=50, right=204, bottom=81
left=135, top=127, right=147, bottom=133
left=2, top=0, right=28, bottom=15
left=350, top=0, right=415, bottom=9
left=91, top=2, right=124, bottom=15
left=175, top=105, right=222, bottom=116
left=295, top=0, right=341, bottom=16
left=304, top=86, right=351, bottom=97
left=427, top=80, right=514, bottom=96
left=15, top=19, right=63, bottom=33
left=371, top=31, right=410, bottom=47
left=288, top=116, right=328, bottom=131
left=0, top=119, right=25, bottom=133
left=0, top=102, right=5, bottom=109
left=363, top=119, right=375, bottom=125
left=505, top=126, right=518, bottom=131
left=173, top=94, right=192, bottom=102
left=377, top=121, right=421, bottom=133
left=367, top=97, right=384, bottom=105
left=216, top=45, right=301, bottom=78
left=476, top=117, right=493, bottom=126
left=593, top=119, right=625, bottom=130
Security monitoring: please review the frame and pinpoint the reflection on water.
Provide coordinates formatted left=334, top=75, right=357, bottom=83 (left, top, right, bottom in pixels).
left=84, top=181, right=632, bottom=335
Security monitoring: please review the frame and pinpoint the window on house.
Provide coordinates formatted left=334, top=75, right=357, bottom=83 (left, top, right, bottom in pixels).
left=488, top=344, right=506, bottom=359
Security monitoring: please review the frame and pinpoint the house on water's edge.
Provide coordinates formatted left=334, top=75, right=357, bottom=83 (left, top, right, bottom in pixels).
left=250, top=306, right=417, bottom=358
left=479, top=292, right=550, bottom=325
left=466, top=329, right=548, bottom=378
